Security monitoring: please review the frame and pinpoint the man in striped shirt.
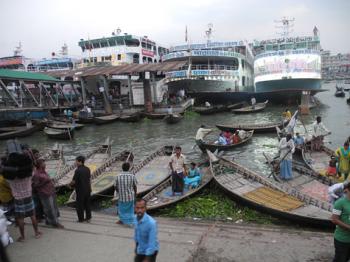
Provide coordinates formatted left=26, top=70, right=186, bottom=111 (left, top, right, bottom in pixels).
left=115, top=162, right=137, bottom=225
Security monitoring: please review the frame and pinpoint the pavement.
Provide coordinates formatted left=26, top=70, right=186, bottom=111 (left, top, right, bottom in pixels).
left=6, top=208, right=334, bottom=262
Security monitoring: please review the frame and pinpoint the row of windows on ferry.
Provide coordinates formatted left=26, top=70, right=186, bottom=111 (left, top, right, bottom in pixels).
left=253, top=41, right=320, bottom=55
left=80, top=40, right=169, bottom=56
left=83, top=54, right=158, bottom=64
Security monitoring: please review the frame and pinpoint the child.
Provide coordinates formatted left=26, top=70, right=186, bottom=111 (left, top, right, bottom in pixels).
left=326, top=157, right=337, bottom=177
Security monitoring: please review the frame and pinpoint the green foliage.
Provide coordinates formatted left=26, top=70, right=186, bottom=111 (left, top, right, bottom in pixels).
left=143, top=117, right=151, bottom=123
left=153, top=186, right=277, bottom=224
left=100, top=199, right=113, bottom=209
left=184, top=110, right=200, bottom=119
left=56, top=191, right=71, bottom=206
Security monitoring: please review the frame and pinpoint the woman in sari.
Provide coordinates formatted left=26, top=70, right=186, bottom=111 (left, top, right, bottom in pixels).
left=184, top=163, right=202, bottom=189
left=335, top=142, right=350, bottom=180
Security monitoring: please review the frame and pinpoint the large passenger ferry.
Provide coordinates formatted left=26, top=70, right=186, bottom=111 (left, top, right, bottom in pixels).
left=78, top=28, right=168, bottom=67
left=252, top=18, right=322, bottom=103
left=163, top=25, right=254, bottom=104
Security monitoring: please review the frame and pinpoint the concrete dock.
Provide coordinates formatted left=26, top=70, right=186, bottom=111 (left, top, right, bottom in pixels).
left=6, top=209, right=334, bottom=262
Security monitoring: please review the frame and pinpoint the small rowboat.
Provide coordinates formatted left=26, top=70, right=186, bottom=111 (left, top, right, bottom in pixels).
left=66, top=151, right=134, bottom=204
left=143, top=163, right=213, bottom=210
left=232, top=100, right=268, bottom=114
left=302, top=146, right=338, bottom=182
left=0, top=123, right=43, bottom=140
left=196, top=130, right=254, bottom=153
left=142, top=112, right=169, bottom=120
left=216, top=120, right=288, bottom=134
left=226, top=102, right=245, bottom=110
left=163, top=114, right=183, bottom=124
left=209, top=151, right=332, bottom=227
left=94, top=114, right=120, bottom=125
left=53, top=137, right=112, bottom=188
left=193, top=105, right=227, bottom=115
left=46, top=120, right=84, bottom=131
left=112, top=146, right=174, bottom=202
left=44, top=127, right=74, bottom=140
left=119, top=112, right=142, bottom=122
left=335, top=86, right=345, bottom=97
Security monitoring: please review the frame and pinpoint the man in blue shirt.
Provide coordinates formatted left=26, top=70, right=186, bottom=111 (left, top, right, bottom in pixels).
left=134, top=199, right=159, bottom=262
left=293, top=132, right=305, bottom=146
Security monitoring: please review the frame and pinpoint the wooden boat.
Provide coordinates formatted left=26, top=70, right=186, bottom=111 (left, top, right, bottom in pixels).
left=301, top=146, right=338, bottom=182
left=163, top=114, right=183, bottom=124
left=66, top=151, right=134, bottom=204
left=94, top=114, right=120, bottom=125
left=0, top=123, right=43, bottom=140
left=143, top=163, right=213, bottom=210
left=196, top=130, right=254, bottom=153
left=46, top=120, right=84, bottom=131
left=53, top=137, right=112, bottom=188
left=209, top=151, right=332, bottom=227
left=43, top=143, right=67, bottom=178
left=44, top=127, right=74, bottom=140
left=112, top=146, right=174, bottom=202
left=335, top=90, right=345, bottom=97
left=142, top=112, right=169, bottom=120
left=232, top=100, right=268, bottom=114
left=216, top=120, right=288, bottom=134
left=226, top=102, right=245, bottom=110
left=193, top=105, right=227, bottom=115
left=119, top=112, right=142, bottom=122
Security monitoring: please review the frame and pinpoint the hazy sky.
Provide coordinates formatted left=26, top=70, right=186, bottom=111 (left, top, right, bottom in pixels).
left=0, top=0, right=349, bottom=59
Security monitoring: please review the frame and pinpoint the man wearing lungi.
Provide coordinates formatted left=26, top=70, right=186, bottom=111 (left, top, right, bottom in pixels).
left=169, top=146, right=187, bottom=196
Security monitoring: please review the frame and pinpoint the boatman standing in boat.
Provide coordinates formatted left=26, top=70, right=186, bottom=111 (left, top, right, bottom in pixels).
left=195, top=125, right=212, bottom=143
left=69, top=156, right=92, bottom=223
left=251, top=97, right=256, bottom=109
left=331, top=182, right=350, bottom=261
left=169, top=146, right=187, bottom=196
left=278, top=134, right=295, bottom=180
left=312, top=116, right=331, bottom=151
left=115, top=162, right=137, bottom=226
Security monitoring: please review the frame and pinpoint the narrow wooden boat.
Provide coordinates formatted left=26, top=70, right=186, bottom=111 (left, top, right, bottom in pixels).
left=209, top=151, right=332, bottom=227
left=77, top=117, right=95, bottom=124
left=302, top=146, right=337, bottom=182
left=44, top=127, right=74, bottom=140
left=143, top=162, right=213, bottom=210
left=53, top=137, right=112, bottom=188
left=43, top=143, right=67, bottom=178
left=196, top=130, right=254, bottom=153
left=335, top=90, right=345, bottom=97
left=216, top=120, right=288, bottom=134
left=0, top=123, right=43, bottom=140
left=94, top=114, right=120, bottom=125
left=112, top=146, right=174, bottom=202
left=142, top=112, right=168, bottom=120
left=46, top=120, right=84, bottom=130
left=66, top=151, right=134, bottom=204
left=163, top=114, right=183, bottom=124
left=232, top=100, right=268, bottom=114
left=119, top=112, right=142, bottom=122
left=193, top=105, right=227, bottom=115
left=264, top=153, right=334, bottom=199
left=226, top=102, right=245, bottom=110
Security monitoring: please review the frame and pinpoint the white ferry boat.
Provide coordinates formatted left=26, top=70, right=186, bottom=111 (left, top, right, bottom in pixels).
left=78, top=28, right=168, bottom=67
left=252, top=18, right=322, bottom=103
left=161, top=25, right=254, bottom=104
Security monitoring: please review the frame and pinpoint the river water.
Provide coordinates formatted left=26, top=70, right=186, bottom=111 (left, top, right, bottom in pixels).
left=1, top=83, right=349, bottom=178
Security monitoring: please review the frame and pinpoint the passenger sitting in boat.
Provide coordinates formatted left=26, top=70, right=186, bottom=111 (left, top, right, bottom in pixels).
left=217, top=132, right=228, bottom=145
left=238, top=130, right=247, bottom=140
left=231, top=131, right=240, bottom=144
left=328, top=182, right=348, bottom=204
left=205, top=101, right=211, bottom=107
left=282, top=109, right=292, bottom=121
left=224, top=131, right=231, bottom=144
left=326, top=156, right=338, bottom=177
left=184, top=162, right=202, bottom=189
left=166, top=106, right=173, bottom=115
left=293, top=133, right=305, bottom=147
left=251, top=97, right=256, bottom=109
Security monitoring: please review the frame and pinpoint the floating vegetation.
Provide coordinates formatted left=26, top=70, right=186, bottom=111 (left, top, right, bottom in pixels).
left=184, top=110, right=200, bottom=119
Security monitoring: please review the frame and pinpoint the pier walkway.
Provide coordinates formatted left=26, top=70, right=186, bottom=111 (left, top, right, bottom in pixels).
left=6, top=208, right=333, bottom=262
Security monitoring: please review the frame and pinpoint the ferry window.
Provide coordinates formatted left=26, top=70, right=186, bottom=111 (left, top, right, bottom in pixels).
left=93, top=43, right=100, bottom=48
left=148, top=58, right=152, bottom=63
left=242, top=76, right=245, bottom=87
left=108, top=39, right=116, bottom=46
left=242, top=60, right=245, bottom=69
left=133, top=54, right=139, bottom=64
left=101, top=41, right=108, bottom=48
left=117, top=54, right=121, bottom=60
left=142, top=56, right=147, bottom=63
left=141, top=42, right=146, bottom=48
left=272, top=45, right=278, bottom=51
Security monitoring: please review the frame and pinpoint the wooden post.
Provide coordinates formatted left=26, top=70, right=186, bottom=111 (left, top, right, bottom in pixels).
left=143, top=72, right=153, bottom=112
left=299, top=91, right=310, bottom=115
left=80, top=78, right=87, bottom=106
left=128, top=75, right=133, bottom=106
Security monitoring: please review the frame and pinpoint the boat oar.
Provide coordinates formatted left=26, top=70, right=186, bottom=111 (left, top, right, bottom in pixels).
left=67, top=128, right=72, bottom=140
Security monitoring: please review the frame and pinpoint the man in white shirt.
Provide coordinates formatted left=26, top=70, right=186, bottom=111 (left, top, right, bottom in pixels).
left=312, top=116, right=331, bottom=151
left=195, top=125, right=212, bottom=142
left=169, top=146, right=187, bottom=196
left=166, top=106, right=173, bottom=115
left=204, top=101, right=211, bottom=107
left=329, top=182, right=347, bottom=205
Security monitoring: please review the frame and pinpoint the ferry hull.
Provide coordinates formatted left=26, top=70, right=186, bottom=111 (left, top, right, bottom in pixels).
left=255, top=78, right=322, bottom=93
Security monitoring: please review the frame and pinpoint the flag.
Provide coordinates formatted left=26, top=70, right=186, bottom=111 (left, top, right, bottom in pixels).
left=185, top=26, right=188, bottom=42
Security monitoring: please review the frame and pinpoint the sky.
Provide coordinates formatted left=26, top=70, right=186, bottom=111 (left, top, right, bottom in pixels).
left=0, top=0, right=349, bottom=59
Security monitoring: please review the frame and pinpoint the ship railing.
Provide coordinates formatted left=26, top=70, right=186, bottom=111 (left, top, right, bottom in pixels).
left=190, top=65, right=238, bottom=71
